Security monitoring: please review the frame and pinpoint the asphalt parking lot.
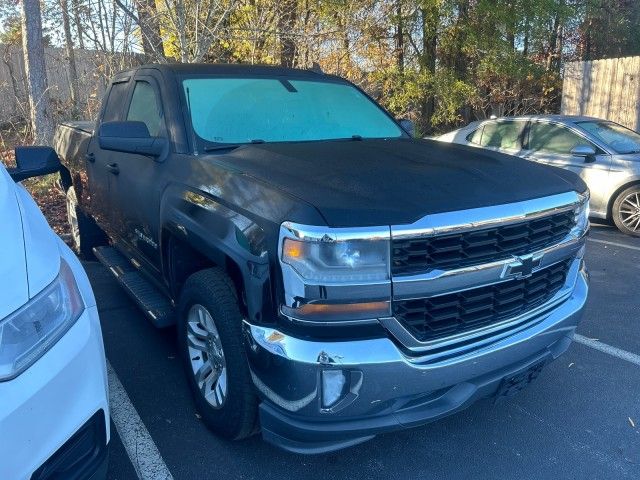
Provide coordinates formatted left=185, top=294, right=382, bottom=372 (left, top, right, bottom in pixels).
left=90, top=222, right=640, bottom=480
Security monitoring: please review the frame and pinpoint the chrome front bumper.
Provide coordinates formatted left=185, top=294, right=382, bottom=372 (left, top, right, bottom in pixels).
left=244, top=267, right=588, bottom=454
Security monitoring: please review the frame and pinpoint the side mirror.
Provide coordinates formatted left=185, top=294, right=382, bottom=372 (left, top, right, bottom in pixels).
left=9, top=146, right=61, bottom=182
left=399, top=119, right=415, bottom=138
left=98, top=121, right=167, bottom=157
left=571, top=144, right=597, bottom=162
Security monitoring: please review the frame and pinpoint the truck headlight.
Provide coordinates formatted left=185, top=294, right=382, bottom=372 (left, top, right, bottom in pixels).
left=279, top=223, right=392, bottom=322
left=0, top=258, right=84, bottom=381
left=282, top=237, right=389, bottom=282
left=574, top=191, right=590, bottom=233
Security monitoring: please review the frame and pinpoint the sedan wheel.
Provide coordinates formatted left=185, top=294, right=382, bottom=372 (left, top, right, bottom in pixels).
left=613, top=186, right=640, bottom=237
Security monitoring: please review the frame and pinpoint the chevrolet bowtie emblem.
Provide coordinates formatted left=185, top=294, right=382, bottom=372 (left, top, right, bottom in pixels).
left=503, top=254, right=543, bottom=279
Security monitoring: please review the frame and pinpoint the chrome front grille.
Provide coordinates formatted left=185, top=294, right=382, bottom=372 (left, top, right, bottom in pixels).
left=387, top=192, right=587, bottom=352
left=391, top=210, right=576, bottom=275
left=392, top=259, right=572, bottom=343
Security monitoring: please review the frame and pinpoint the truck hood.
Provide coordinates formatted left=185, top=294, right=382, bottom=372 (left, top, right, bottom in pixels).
left=0, top=165, right=60, bottom=319
left=223, top=138, right=587, bottom=227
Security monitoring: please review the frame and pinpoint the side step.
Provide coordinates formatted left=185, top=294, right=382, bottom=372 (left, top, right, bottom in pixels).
left=93, top=246, right=175, bottom=327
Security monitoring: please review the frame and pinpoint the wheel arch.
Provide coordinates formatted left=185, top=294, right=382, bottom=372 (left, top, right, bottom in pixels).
left=160, top=189, right=273, bottom=325
left=58, top=164, right=73, bottom=192
left=607, top=178, right=640, bottom=220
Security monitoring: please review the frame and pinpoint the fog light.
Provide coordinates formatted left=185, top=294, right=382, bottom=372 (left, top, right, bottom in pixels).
left=321, top=370, right=347, bottom=408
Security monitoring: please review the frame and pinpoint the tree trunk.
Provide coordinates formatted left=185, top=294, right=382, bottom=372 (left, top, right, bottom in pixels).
left=523, top=17, right=529, bottom=57
left=21, top=0, right=54, bottom=144
left=278, top=0, right=297, bottom=67
left=454, top=0, right=469, bottom=80
left=419, top=0, right=438, bottom=134
left=134, top=0, right=165, bottom=60
left=59, top=0, right=80, bottom=114
left=71, top=0, right=84, bottom=49
left=395, top=0, right=404, bottom=73
left=546, top=3, right=563, bottom=72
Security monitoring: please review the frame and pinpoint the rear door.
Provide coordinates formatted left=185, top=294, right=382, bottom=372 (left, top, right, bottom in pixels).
left=85, top=77, right=132, bottom=237
left=107, top=75, right=167, bottom=273
left=523, top=121, right=611, bottom=208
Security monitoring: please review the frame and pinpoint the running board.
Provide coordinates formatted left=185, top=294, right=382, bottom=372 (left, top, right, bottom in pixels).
left=93, top=246, right=175, bottom=327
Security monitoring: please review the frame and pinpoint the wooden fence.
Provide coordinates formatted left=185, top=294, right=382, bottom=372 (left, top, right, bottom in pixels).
left=562, top=56, right=640, bottom=131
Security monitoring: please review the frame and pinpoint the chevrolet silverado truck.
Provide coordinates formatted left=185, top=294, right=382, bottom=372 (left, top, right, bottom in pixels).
left=53, top=63, right=590, bottom=454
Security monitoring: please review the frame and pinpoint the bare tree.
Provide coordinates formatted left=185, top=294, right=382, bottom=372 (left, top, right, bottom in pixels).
left=278, top=0, right=297, bottom=66
left=21, top=0, right=54, bottom=143
left=59, top=0, right=80, bottom=113
left=135, top=0, right=164, bottom=59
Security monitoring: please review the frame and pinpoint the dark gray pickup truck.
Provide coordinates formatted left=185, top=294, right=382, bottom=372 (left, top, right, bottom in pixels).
left=53, top=63, right=590, bottom=453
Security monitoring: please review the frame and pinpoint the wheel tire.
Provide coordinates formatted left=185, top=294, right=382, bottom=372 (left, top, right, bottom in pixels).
left=65, top=186, right=107, bottom=258
left=177, top=268, right=258, bottom=440
left=612, top=185, right=640, bottom=237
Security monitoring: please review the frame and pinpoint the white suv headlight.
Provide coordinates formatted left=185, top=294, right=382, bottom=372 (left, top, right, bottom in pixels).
left=0, top=258, right=84, bottom=381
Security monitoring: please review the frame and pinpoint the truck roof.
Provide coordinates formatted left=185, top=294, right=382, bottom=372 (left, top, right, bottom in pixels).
left=114, top=63, right=336, bottom=81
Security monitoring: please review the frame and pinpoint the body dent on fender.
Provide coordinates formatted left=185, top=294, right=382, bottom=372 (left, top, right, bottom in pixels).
left=159, top=183, right=273, bottom=324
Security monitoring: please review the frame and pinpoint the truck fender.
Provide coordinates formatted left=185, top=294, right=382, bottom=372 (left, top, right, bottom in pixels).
left=160, top=188, right=272, bottom=324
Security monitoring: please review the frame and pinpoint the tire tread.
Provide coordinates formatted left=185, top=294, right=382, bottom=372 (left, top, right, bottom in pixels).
left=178, top=268, right=258, bottom=440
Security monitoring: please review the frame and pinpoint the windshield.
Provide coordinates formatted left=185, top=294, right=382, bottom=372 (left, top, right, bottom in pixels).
left=182, top=77, right=403, bottom=144
left=577, top=120, right=640, bottom=154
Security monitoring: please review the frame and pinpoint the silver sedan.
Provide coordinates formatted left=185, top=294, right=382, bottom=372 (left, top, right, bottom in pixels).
left=437, top=115, right=640, bottom=236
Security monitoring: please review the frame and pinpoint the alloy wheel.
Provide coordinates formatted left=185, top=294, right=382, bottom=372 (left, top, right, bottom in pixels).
left=66, top=192, right=80, bottom=244
left=618, top=191, right=640, bottom=232
left=186, top=304, right=228, bottom=409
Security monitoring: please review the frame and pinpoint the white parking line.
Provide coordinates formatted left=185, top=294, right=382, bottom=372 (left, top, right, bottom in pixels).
left=587, top=237, right=640, bottom=251
left=107, top=361, right=174, bottom=480
left=574, top=334, right=640, bottom=367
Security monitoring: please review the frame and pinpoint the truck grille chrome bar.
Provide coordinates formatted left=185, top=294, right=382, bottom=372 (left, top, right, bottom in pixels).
left=386, top=191, right=588, bottom=351
left=393, top=259, right=572, bottom=343
left=392, top=210, right=576, bottom=275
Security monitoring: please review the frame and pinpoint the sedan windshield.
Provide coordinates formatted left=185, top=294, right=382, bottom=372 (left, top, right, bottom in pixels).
left=182, top=77, right=403, bottom=144
left=577, top=120, right=640, bottom=154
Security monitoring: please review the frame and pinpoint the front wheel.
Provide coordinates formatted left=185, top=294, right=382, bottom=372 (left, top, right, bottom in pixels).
left=177, top=268, right=258, bottom=440
left=612, top=186, right=640, bottom=237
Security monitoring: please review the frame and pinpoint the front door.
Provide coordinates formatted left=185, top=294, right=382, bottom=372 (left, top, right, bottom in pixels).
left=523, top=121, right=611, bottom=213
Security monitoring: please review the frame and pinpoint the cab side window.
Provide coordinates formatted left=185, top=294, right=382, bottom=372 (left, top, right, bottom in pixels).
left=527, top=122, right=595, bottom=155
left=127, top=81, right=163, bottom=137
left=102, top=81, right=130, bottom=122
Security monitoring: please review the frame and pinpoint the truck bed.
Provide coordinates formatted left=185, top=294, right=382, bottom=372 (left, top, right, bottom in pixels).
left=53, top=121, right=94, bottom=174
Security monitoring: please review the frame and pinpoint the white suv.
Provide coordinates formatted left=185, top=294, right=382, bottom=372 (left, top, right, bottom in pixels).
left=0, top=147, right=109, bottom=480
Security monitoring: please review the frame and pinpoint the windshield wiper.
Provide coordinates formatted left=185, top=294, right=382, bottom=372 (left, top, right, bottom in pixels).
left=203, top=139, right=265, bottom=152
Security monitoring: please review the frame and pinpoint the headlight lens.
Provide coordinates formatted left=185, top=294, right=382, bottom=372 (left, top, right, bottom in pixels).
left=0, top=258, right=84, bottom=381
left=282, top=237, right=389, bottom=282
left=574, top=191, right=590, bottom=232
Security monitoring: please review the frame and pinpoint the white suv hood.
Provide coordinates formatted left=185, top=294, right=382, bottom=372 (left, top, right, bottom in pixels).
left=0, top=166, right=60, bottom=319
